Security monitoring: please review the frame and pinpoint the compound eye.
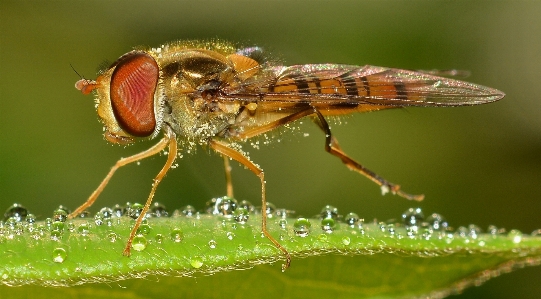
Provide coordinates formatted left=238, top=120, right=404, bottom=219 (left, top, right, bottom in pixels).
left=110, top=52, right=159, bottom=137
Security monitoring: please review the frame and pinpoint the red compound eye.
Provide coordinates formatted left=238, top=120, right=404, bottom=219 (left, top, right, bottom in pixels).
left=110, top=52, right=159, bottom=137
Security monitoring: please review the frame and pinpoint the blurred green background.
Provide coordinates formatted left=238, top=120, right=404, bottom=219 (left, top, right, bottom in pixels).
left=1, top=1, right=540, bottom=298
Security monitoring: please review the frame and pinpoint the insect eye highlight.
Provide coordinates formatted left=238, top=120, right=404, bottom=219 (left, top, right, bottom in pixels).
left=109, top=52, right=159, bottom=137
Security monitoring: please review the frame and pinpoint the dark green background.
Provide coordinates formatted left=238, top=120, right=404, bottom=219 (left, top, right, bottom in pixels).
left=1, top=1, right=540, bottom=298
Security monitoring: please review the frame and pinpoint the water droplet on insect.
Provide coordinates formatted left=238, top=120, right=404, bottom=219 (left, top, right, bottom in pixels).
left=508, top=229, right=522, bottom=244
left=321, top=218, right=336, bottom=233
left=132, top=235, right=147, bottom=251
left=3, top=204, right=28, bottom=222
left=208, top=240, right=217, bottom=249
left=171, top=228, right=183, bottom=242
left=226, top=232, right=235, bottom=240
left=402, top=208, right=424, bottom=229
left=344, top=212, right=360, bottom=227
left=207, top=197, right=237, bottom=218
left=150, top=202, right=168, bottom=217
left=233, top=207, right=249, bottom=224
left=342, top=236, right=351, bottom=246
left=294, top=218, right=311, bottom=237
left=67, top=222, right=75, bottom=232
left=154, top=233, right=164, bottom=243
left=426, top=213, right=448, bottom=231
left=52, top=247, right=67, bottom=263
left=191, top=256, right=203, bottom=268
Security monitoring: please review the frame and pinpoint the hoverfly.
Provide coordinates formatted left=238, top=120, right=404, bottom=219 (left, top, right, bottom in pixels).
left=71, top=40, right=504, bottom=270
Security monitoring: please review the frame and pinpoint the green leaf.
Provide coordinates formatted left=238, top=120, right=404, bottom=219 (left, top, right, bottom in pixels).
left=1, top=208, right=540, bottom=298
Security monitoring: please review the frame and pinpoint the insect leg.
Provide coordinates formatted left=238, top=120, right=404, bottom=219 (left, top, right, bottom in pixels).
left=209, top=139, right=291, bottom=271
left=311, top=108, right=424, bottom=201
left=68, top=127, right=177, bottom=220
left=122, top=127, right=178, bottom=256
left=223, top=155, right=234, bottom=198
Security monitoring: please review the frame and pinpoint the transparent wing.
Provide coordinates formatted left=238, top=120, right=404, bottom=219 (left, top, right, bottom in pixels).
left=228, top=64, right=505, bottom=107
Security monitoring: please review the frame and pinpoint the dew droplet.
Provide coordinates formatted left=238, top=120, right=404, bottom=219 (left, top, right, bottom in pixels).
left=155, top=234, right=164, bottom=243
left=45, top=218, right=53, bottom=228
left=233, top=207, right=249, bottom=224
left=342, top=236, right=351, bottom=246
left=180, top=205, right=196, bottom=217
left=508, top=229, right=522, bottom=244
left=402, top=207, right=424, bottom=228
left=25, top=213, right=36, bottom=224
left=137, top=223, right=151, bottom=235
left=50, top=229, right=62, bottom=241
left=321, top=218, right=336, bottom=233
left=78, top=211, right=91, bottom=218
left=265, top=202, right=276, bottom=218
left=53, top=208, right=68, bottom=222
left=78, top=223, right=90, bottom=236
left=128, top=203, right=144, bottom=219
left=150, top=202, right=168, bottom=217
left=52, top=247, right=67, bottom=263
left=226, top=232, right=235, bottom=240
left=426, top=213, right=448, bottom=231
left=293, top=218, right=311, bottom=237
left=99, top=207, right=114, bottom=219
left=320, top=205, right=339, bottom=220
left=238, top=200, right=255, bottom=213
left=132, top=235, right=147, bottom=251
left=468, top=224, right=482, bottom=239
left=208, top=240, right=217, bottom=249
left=3, top=204, right=28, bottom=222
left=94, top=212, right=104, bottom=226
left=275, top=208, right=294, bottom=219
left=456, top=226, right=468, bottom=238
left=277, top=218, right=288, bottom=229
left=318, top=233, right=328, bottom=242
left=190, top=256, right=203, bottom=268
left=171, top=228, right=183, bottom=243
left=52, top=221, right=64, bottom=232
left=56, top=205, right=71, bottom=215
left=107, top=231, right=118, bottom=242
left=207, top=197, right=237, bottom=218
left=344, top=212, right=360, bottom=227
left=112, top=204, right=124, bottom=218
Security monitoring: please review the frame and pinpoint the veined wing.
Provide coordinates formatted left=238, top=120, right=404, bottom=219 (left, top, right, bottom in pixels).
left=232, top=64, right=505, bottom=107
